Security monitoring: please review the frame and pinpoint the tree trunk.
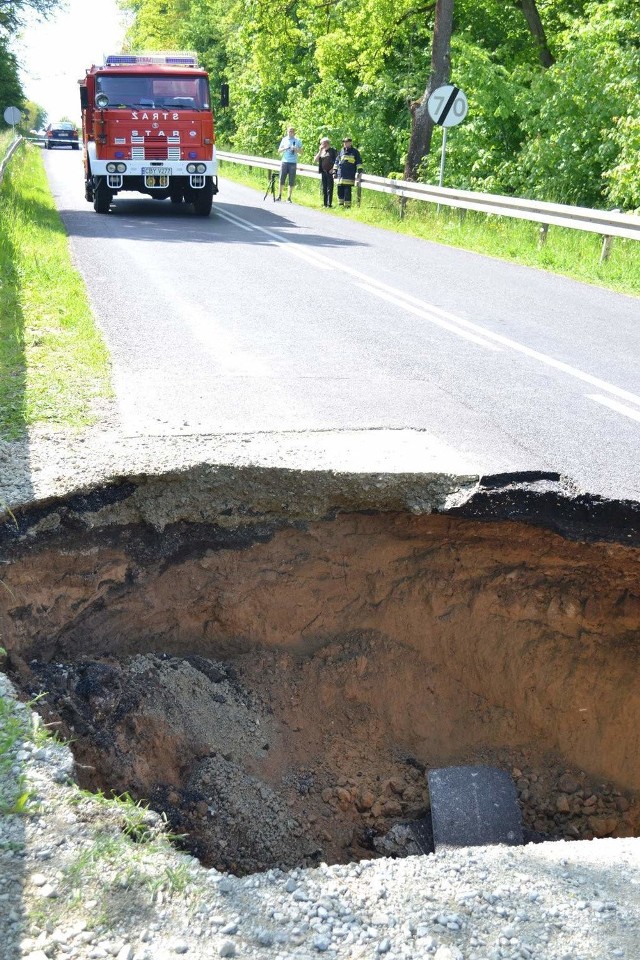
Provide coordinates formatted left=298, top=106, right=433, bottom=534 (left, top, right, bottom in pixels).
left=403, top=0, right=454, bottom=182
left=515, top=0, right=555, bottom=68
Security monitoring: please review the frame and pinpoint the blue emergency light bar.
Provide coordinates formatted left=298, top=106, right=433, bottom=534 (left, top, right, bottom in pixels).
left=104, top=52, right=199, bottom=67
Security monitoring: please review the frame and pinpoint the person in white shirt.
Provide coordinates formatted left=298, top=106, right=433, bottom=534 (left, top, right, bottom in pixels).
left=276, top=126, right=302, bottom=202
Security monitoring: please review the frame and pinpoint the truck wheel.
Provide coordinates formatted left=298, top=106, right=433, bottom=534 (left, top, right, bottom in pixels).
left=93, top=178, right=112, bottom=214
left=192, top=179, right=213, bottom=217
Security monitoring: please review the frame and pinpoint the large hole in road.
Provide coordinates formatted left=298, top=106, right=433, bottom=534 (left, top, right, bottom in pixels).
left=1, top=467, right=639, bottom=874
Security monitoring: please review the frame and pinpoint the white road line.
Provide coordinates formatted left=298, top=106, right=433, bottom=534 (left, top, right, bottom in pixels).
left=588, top=394, right=640, bottom=423
left=216, top=209, right=254, bottom=232
left=217, top=208, right=332, bottom=268
left=217, top=204, right=640, bottom=409
left=356, top=283, right=501, bottom=352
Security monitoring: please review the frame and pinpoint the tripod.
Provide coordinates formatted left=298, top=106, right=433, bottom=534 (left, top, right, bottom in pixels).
left=263, top=170, right=278, bottom=201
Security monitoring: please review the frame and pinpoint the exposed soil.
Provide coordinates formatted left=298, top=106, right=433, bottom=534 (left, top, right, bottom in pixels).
left=16, top=644, right=639, bottom=875
left=1, top=472, right=639, bottom=874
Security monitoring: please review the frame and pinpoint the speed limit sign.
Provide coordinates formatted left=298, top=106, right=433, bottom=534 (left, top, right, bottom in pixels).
left=3, top=106, right=22, bottom=125
left=427, top=85, right=468, bottom=128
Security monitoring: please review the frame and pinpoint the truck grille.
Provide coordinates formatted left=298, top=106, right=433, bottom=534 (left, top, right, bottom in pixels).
left=144, top=144, right=169, bottom=159
left=129, top=136, right=182, bottom=161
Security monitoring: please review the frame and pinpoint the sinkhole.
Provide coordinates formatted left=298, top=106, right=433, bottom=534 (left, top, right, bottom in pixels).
left=1, top=466, right=639, bottom=874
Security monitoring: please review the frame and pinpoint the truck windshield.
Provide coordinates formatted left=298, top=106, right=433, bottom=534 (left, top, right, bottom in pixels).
left=95, top=75, right=210, bottom=110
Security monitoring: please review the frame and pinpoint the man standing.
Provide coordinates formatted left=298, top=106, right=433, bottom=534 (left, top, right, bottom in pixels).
left=332, top=137, right=363, bottom=209
left=276, top=126, right=302, bottom=202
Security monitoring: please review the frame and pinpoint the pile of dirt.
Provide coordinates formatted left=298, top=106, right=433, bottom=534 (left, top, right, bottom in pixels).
left=21, top=646, right=638, bottom=875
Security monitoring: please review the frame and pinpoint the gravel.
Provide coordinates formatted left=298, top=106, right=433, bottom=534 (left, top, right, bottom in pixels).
left=1, top=671, right=639, bottom=960
left=0, top=420, right=479, bottom=513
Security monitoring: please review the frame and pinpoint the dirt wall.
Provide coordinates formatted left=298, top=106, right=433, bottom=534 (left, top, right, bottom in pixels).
left=2, top=508, right=639, bottom=794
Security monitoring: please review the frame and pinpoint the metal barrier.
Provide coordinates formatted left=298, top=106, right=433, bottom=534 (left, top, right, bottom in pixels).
left=0, top=136, right=24, bottom=186
left=217, top=150, right=640, bottom=249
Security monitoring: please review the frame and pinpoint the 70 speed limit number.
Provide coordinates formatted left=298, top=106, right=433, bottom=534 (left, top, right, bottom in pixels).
left=427, top=85, right=468, bottom=128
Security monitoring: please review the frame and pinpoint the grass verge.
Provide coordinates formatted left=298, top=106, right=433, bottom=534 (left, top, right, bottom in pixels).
left=0, top=678, right=202, bottom=938
left=219, top=160, right=640, bottom=299
left=0, top=143, right=112, bottom=439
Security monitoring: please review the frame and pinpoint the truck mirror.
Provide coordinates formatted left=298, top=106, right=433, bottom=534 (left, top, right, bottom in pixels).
left=80, top=87, right=89, bottom=110
left=221, top=84, right=229, bottom=108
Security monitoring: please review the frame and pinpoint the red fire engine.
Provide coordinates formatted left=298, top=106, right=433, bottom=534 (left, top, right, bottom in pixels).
left=79, top=52, right=218, bottom=216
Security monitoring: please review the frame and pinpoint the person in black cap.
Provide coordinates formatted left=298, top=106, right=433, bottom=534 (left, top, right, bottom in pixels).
left=332, top=136, right=363, bottom=208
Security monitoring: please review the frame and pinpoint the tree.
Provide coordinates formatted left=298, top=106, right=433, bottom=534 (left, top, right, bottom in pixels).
left=0, top=0, right=61, bottom=35
left=0, top=37, right=23, bottom=116
left=403, top=0, right=453, bottom=181
left=22, top=99, right=47, bottom=131
left=514, top=0, right=554, bottom=67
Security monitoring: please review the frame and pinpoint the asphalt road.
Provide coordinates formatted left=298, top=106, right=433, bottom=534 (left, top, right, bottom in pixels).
left=44, top=150, right=640, bottom=501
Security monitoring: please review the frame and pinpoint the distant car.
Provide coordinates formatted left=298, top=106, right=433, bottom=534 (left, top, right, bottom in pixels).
left=45, top=122, right=79, bottom=150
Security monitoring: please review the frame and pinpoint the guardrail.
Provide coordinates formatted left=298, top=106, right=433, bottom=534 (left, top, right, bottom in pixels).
left=0, top=136, right=23, bottom=186
left=217, top=150, right=640, bottom=257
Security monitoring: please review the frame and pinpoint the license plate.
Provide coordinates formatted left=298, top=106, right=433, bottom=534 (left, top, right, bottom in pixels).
left=142, top=167, right=171, bottom=176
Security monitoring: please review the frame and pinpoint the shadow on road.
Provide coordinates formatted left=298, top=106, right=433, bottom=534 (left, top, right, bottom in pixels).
left=57, top=199, right=367, bottom=251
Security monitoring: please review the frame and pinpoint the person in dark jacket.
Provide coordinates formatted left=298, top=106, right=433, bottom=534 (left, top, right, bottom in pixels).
left=313, top=136, right=338, bottom=208
left=332, top=137, right=363, bottom=208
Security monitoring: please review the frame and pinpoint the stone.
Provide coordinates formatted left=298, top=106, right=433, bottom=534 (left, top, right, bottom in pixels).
left=557, top=774, right=581, bottom=794
left=382, top=778, right=403, bottom=796
left=588, top=816, right=619, bottom=837
left=356, top=789, right=376, bottom=811
left=434, top=947, right=464, bottom=960
left=555, top=794, right=571, bottom=813
left=428, top=766, right=523, bottom=850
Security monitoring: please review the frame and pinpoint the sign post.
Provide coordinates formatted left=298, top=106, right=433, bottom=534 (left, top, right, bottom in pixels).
left=427, top=84, right=468, bottom=194
left=3, top=106, right=22, bottom=140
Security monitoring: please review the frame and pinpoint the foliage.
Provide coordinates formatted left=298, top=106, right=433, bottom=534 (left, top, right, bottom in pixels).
left=0, top=36, right=23, bottom=121
left=0, top=0, right=62, bottom=35
left=506, top=0, right=640, bottom=207
left=22, top=99, right=47, bottom=130
left=1, top=2, right=64, bottom=128
left=112, top=0, right=640, bottom=209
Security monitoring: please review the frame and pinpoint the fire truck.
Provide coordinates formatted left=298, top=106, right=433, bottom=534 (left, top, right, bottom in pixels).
left=79, top=52, right=218, bottom=216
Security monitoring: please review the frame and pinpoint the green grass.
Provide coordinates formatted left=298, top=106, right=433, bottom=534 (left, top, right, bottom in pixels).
left=219, top=160, right=640, bottom=299
left=0, top=143, right=112, bottom=440
left=0, top=129, right=14, bottom=160
left=0, top=689, right=48, bottom=814
left=0, top=688, right=198, bottom=933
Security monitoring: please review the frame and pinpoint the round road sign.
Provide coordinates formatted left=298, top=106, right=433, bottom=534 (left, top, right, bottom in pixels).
left=3, top=106, right=22, bottom=125
left=427, top=85, right=468, bottom=128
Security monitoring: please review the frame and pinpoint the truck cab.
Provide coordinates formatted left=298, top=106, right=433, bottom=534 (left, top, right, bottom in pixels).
left=79, top=52, right=218, bottom=216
